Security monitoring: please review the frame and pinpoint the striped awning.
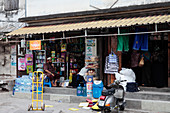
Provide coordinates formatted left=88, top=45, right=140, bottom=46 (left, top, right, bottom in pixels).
left=7, top=15, right=170, bottom=36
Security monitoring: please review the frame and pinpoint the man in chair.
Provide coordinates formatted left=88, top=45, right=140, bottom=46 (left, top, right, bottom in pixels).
left=44, top=57, right=59, bottom=86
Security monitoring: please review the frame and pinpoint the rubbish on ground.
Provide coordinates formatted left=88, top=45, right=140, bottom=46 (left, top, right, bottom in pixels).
left=92, top=99, right=98, bottom=103
left=79, top=102, right=89, bottom=107
left=91, top=103, right=100, bottom=111
left=58, top=100, right=62, bottom=103
left=82, top=107, right=91, bottom=109
left=86, top=99, right=93, bottom=104
left=45, top=105, right=54, bottom=108
left=59, top=110, right=64, bottom=113
left=88, top=104, right=93, bottom=107
left=69, top=108, right=79, bottom=111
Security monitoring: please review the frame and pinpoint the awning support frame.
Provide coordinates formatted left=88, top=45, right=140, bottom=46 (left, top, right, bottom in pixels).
left=118, top=27, right=120, bottom=34
left=155, top=24, right=158, bottom=32
left=42, top=34, right=44, bottom=40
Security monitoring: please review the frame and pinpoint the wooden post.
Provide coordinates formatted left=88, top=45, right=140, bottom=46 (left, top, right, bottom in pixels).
left=111, top=36, right=117, bottom=83
left=168, top=33, right=170, bottom=87
left=98, top=37, right=103, bottom=80
left=103, top=37, right=108, bottom=86
left=107, top=36, right=111, bottom=85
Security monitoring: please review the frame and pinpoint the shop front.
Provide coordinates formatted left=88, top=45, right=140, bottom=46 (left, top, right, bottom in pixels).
left=7, top=2, right=170, bottom=88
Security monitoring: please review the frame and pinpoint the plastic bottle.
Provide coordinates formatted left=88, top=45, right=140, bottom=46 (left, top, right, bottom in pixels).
left=77, top=84, right=82, bottom=96
left=12, top=85, right=15, bottom=95
left=82, top=84, right=87, bottom=97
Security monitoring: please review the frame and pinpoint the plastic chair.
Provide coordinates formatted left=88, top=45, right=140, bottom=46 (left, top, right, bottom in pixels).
left=43, top=76, right=52, bottom=87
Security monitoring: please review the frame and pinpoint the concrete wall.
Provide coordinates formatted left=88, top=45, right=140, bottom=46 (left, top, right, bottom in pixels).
left=0, top=43, right=16, bottom=78
left=0, top=0, right=25, bottom=34
left=90, top=0, right=170, bottom=9
left=26, top=0, right=170, bottom=17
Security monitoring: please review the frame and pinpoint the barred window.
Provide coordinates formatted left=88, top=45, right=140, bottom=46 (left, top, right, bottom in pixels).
left=4, top=0, right=19, bottom=11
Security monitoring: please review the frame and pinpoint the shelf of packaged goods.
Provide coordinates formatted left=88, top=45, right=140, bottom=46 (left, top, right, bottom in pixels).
left=68, top=43, right=84, bottom=45
left=70, top=68, right=80, bottom=69
left=52, top=62, right=65, bottom=63
left=69, top=51, right=83, bottom=53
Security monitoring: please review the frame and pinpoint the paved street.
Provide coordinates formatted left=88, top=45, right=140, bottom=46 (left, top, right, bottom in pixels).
left=0, top=91, right=167, bottom=113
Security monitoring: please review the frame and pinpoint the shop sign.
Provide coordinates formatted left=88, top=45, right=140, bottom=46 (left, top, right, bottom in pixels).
left=29, top=40, right=41, bottom=50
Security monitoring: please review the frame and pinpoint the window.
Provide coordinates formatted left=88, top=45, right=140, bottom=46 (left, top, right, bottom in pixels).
left=4, top=0, right=19, bottom=11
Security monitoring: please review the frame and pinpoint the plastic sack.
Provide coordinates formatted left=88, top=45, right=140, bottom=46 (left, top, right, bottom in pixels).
left=114, top=68, right=136, bottom=90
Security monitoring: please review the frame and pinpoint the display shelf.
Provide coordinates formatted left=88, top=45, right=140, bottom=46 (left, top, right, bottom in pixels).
left=52, top=62, right=65, bottom=63
left=70, top=68, right=81, bottom=69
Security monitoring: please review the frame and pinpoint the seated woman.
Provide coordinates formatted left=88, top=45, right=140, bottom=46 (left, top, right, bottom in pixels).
left=44, top=57, right=60, bottom=87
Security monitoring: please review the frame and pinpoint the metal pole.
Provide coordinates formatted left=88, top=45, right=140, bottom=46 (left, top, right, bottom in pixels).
left=63, top=32, right=65, bottom=38
left=118, top=27, right=120, bottom=34
left=42, top=34, right=44, bottom=40
left=6, top=37, right=8, bottom=42
left=85, top=29, right=87, bottom=37
left=155, top=24, right=158, bottom=32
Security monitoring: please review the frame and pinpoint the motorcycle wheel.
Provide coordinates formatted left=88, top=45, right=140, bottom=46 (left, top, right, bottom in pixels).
left=119, top=104, right=125, bottom=111
left=101, top=108, right=111, bottom=113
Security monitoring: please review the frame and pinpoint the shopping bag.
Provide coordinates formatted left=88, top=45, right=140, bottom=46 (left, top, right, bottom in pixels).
left=139, top=57, right=144, bottom=67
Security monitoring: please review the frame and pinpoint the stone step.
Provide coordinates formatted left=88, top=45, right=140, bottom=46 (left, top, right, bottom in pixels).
left=125, top=98, right=170, bottom=112
left=139, top=86, right=170, bottom=92
left=44, top=87, right=170, bottom=101
left=44, top=87, right=76, bottom=95
left=12, top=92, right=170, bottom=112
left=125, top=91, right=170, bottom=101
left=13, top=92, right=91, bottom=103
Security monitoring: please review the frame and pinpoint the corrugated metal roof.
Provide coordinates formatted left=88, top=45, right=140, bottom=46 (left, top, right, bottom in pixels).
left=7, top=15, right=170, bottom=36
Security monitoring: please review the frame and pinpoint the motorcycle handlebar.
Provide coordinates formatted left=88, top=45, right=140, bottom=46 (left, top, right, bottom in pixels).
left=120, top=80, right=127, bottom=82
left=107, top=80, right=127, bottom=88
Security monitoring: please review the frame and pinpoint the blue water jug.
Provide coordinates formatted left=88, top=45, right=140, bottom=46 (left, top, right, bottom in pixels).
left=82, top=84, right=87, bottom=97
left=93, top=81, right=103, bottom=98
left=77, top=84, right=82, bottom=96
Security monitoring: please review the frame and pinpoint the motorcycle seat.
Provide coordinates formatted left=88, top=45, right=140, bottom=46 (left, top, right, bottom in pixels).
left=102, top=88, right=115, bottom=96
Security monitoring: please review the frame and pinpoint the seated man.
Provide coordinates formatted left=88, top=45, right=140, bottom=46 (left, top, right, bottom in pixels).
left=44, top=57, right=59, bottom=86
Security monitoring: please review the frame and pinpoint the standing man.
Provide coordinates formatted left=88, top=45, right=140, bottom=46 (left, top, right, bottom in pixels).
left=44, top=57, right=60, bottom=86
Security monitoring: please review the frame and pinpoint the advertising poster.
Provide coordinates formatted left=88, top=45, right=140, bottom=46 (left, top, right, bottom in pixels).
left=87, top=39, right=95, bottom=46
left=25, top=54, right=33, bottom=73
left=51, top=51, right=55, bottom=62
left=18, top=57, right=25, bottom=71
left=25, top=54, right=33, bottom=65
left=27, top=65, right=33, bottom=73
left=61, top=44, right=66, bottom=52
left=11, top=45, right=16, bottom=66
left=86, top=39, right=97, bottom=60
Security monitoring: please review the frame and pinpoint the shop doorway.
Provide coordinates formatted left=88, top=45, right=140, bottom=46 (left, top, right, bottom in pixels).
left=122, top=32, right=169, bottom=88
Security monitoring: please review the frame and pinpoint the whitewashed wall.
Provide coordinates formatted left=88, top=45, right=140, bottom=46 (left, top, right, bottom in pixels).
left=0, top=0, right=25, bottom=33
left=27, top=0, right=170, bottom=16
left=0, top=44, right=16, bottom=78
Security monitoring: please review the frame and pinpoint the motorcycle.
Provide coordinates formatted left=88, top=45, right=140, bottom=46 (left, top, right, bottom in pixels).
left=98, top=80, right=126, bottom=113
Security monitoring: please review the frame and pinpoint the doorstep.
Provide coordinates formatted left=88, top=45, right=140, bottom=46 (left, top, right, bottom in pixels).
left=12, top=92, right=92, bottom=103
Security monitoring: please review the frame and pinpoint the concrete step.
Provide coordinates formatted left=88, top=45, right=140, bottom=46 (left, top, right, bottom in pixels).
left=44, top=87, right=170, bottom=101
left=125, top=98, right=170, bottom=112
left=139, top=86, right=170, bottom=92
left=12, top=92, right=170, bottom=112
left=13, top=92, right=91, bottom=103
left=125, top=91, right=170, bottom=101
left=44, top=87, right=76, bottom=95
